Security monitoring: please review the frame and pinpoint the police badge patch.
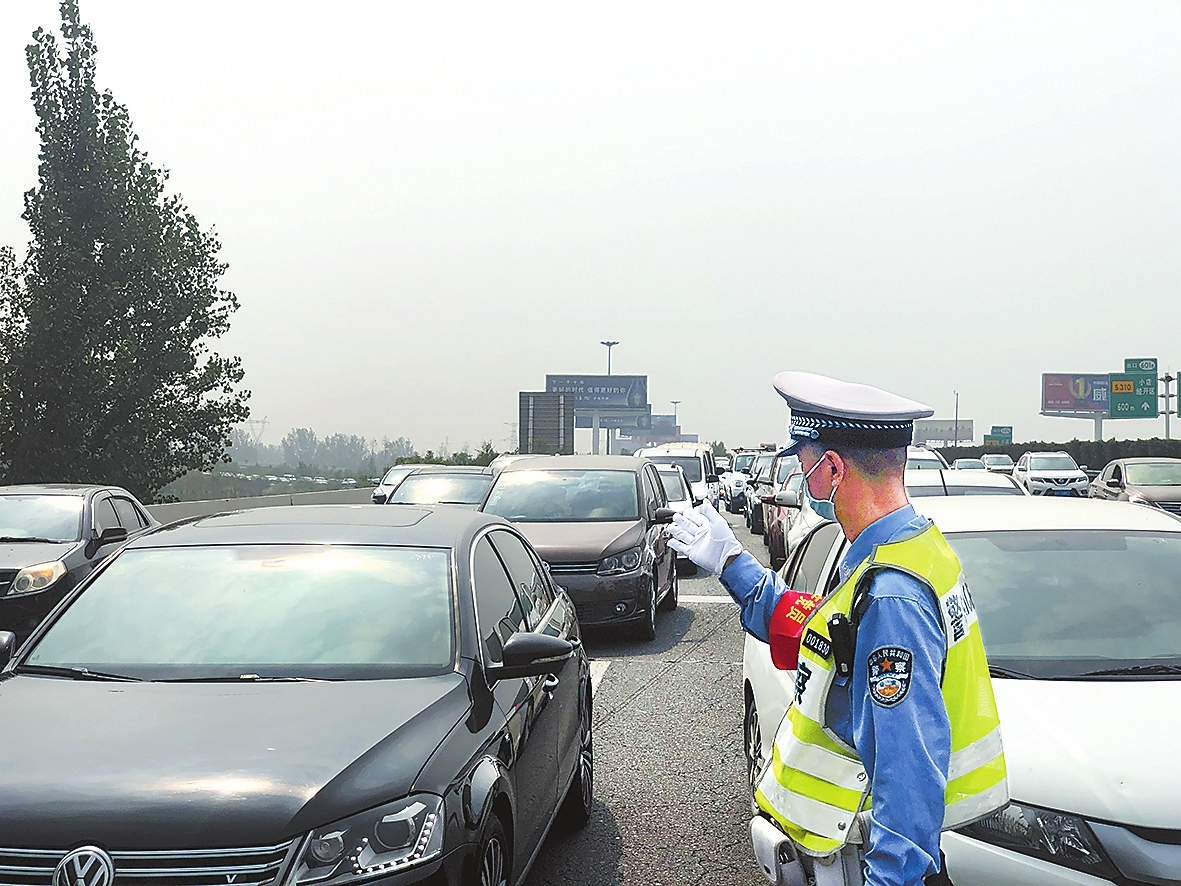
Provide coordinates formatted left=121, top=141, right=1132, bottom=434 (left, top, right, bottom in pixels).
left=867, top=646, right=913, bottom=707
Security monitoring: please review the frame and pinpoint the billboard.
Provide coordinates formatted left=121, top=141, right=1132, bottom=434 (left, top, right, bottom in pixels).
left=913, top=419, right=974, bottom=445
left=519, top=392, right=575, bottom=455
left=1042, top=374, right=1109, bottom=413
left=575, top=408, right=653, bottom=429
left=545, top=374, right=648, bottom=410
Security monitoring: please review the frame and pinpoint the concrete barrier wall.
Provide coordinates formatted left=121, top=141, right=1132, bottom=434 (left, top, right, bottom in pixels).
left=147, top=487, right=376, bottom=523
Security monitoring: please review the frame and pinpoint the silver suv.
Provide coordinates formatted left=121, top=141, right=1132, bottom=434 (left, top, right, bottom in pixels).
left=1013, top=451, right=1089, bottom=496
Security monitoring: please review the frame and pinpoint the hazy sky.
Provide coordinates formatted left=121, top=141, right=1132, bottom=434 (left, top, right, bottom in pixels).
left=2, top=1, right=1179, bottom=453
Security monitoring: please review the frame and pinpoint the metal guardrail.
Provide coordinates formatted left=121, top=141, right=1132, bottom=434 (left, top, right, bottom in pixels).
left=146, top=487, right=376, bottom=523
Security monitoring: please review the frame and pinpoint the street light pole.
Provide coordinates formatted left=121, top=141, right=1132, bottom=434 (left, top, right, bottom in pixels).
left=953, top=390, right=960, bottom=448
left=600, top=341, right=619, bottom=375
left=1162, top=373, right=1175, bottom=440
left=670, top=400, right=681, bottom=440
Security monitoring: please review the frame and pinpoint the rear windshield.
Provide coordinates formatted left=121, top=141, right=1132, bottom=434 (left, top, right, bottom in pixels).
left=483, top=470, right=640, bottom=522
left=1125, top=463, right=1181, bottom=487
left=0, top=495, right=85, bottom=543
left=733, top=454, right=757, bottom=472
left=26, top=545, right=454, bottom=680
left=388, top=473, right=492, bottom=505
left=947, top=530, right=1181, bottom=678
left=646, top=456, right=703, bottom=483
left=981, top=454, right=1013, bottom=467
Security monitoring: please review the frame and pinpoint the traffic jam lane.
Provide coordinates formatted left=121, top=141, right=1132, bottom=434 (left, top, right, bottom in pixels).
left=525, top=512, right=769, bottom=886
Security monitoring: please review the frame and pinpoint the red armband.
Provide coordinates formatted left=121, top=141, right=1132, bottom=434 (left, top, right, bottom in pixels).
left=767, top=590, right=823, bottom=671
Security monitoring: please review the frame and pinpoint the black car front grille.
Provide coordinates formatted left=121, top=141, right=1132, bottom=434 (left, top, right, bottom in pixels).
left=0, top=570, right=17, bottom=597
left=0, top=841, right=298, bottom=886
left=548, top=562, right=599, bottom=575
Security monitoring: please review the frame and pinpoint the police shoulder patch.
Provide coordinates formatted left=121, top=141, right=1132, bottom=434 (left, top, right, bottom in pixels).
left=867, top=646, right=913, bottom=708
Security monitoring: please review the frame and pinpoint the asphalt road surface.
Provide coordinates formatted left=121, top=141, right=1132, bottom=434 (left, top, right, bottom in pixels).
left=526, top=510, right=769, bottom=886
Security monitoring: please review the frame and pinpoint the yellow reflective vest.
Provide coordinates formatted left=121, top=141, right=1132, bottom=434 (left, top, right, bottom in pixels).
left=754, top=521, right=1008, bottom=856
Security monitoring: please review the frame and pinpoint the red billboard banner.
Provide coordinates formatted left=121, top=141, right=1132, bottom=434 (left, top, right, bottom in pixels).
left=1041, top=374, right=1109, bottom=413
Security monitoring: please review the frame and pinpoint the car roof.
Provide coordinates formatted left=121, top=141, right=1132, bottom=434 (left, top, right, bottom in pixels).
left=0, top=483, right=121, bottom=496
left=1114, top=457, right=1181, bottom=465
left=395, top=464, right=491, bottom=475
left=135, top=504, right=510, bottom=547
left=636, top=442, right=709, bottom=452
left=497, top=454, right=645, bottom=473
left=911, top=496, right=1181, bottom=533
left=905, top=470, right=1018, bottom=489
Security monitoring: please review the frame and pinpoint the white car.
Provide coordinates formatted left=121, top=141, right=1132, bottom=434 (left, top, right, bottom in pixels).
left=1013, top=451, right=1090, bottom=497
left=633, top=443, right=722, bottom=510
left=743, top=496, right=1181, bottom=885
left=906, top=445, right=950, bottom=470
left=723, top=450, right=762, bottom=513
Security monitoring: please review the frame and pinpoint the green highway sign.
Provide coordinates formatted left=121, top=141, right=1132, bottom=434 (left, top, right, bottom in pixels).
left=989, top=425, right=1013, bottom=444
left=1108, top=371, right=1159, bottom=418
left=1125, top=357, right=1158, bottom=373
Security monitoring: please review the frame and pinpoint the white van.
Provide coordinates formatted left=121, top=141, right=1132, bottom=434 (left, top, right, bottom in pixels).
left=632, top=443, right=722, bottom=508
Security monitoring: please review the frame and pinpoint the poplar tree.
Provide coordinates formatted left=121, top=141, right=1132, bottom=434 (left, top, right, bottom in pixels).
left=0, top=0, right=249, bottom=499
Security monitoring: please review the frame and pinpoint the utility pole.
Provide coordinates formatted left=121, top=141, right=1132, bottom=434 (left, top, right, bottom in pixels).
left=953, top=391, right=960, bottom=447
left=1161, top=373, right=1176, bottom=440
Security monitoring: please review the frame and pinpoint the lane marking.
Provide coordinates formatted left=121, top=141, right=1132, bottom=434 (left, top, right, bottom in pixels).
left=590, top=660, right=611, bottom=696
left=679, top=595, right=735, bottom=603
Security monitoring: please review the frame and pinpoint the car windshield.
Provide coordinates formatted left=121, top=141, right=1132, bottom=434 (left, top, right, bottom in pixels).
left=946, top=530, right=1181, bottom=678
left=658, top=471, right=688, bottom=502
left=483, top=470, right=640, bottom=522
left=647, top=456, right=702, bottom=483
left=733, top=454, right=756, bottom=472
left=1125, top=463, right=1181, bottom=486
left=776, top=456, right=800, bottom=483
left=387, top=474, right=492, bottom=505
left=752, top=455, right=773, bottom=477
left=982, top=455, right=1013, bottom=467
left=1029, top=455, right=1078, bottom=471
left=954, top=460, right=986, bottom=470
left=0, top=494, right=85, bottom=542
left=24, top=545, right=454, bottom=680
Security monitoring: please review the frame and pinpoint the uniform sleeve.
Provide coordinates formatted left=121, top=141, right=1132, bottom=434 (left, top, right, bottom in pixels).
left=718, top=551, right=789, bottom=643
left=852, top=572, right=950, bottom=886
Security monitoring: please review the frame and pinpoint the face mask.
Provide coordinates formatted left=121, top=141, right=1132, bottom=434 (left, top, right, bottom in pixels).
left=802, top=454, right=839, bottom=522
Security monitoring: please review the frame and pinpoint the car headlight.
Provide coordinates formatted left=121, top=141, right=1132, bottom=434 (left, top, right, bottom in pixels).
left=9, top=561, right=66, bottom=595
left=598, top=546, right=643, bottom=576
left=287, top=794, right=444, bottom=885
left=956, top=801, right=1119, bottom=880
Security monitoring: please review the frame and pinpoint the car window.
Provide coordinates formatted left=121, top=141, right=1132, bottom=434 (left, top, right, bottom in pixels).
left=785, top=523, right=843, bottom=596
left=658, top=470, right=688, bottom=502
left=1123, top=462, right=1181, bottom=486
left=94, top=496, right=120, bottom=533
left=112, top=497, right=145, bottom=529
left=1029, top=455, right=1079, bottom=471
left=775, top=455, right=799, bottom=484
left=472, top=536, right=530, bottom=664
left=387, top=473, right=493, bottom=505
left=489, top=530, right=555, bottom=628
left=483, top=469, right=640, bottom=522
left=641, top=467, right=663, bottom=510
left=0, top=494, right=84, bottom=543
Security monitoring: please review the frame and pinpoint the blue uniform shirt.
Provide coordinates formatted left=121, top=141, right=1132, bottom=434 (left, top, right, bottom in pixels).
left=720, top=505, right=950, bottom=886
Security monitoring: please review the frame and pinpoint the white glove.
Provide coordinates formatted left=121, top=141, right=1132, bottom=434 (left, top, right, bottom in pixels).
left=666, top=500, right=743, bottom=575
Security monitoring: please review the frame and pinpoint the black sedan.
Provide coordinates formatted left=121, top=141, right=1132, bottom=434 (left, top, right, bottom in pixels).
left=0, top=505, right=592, bottom=886
left=0, top=484, right=156, bottom=645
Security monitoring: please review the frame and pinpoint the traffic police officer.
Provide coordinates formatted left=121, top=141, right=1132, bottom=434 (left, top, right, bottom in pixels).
left=667, top=372, right=1007, bottom=886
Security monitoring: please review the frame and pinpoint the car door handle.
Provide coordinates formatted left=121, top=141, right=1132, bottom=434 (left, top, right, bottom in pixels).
left=542, top=674, right=560, bottom=693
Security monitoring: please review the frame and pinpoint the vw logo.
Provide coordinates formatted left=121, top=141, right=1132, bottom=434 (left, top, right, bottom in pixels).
left=53, top=847, right=115, bottom=886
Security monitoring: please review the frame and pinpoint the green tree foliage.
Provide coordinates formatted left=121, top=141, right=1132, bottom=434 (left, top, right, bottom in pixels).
left=710, top=440, right=728, bottom=457
left=0, top=0, right=249, bottom=499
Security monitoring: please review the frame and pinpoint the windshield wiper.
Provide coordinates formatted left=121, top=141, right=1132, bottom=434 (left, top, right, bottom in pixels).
left=988, top=665, right=1035, bottom=679
left=1071, top=664, right=1181, bottom=678
left=15, top=664, right=142, bottom=682
left=0, top=536, right=63, bottom=544
left=157, top=674, right=338, bottom=683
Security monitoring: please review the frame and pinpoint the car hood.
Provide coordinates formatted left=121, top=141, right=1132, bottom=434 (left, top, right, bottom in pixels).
left=0, top=541, right=78, bottom=570
left=1028, top=470, right=1086, bottom=479
left=513, top=520, right=643, bottom=562
left=0, top=673, right=470, bottom=848
left=1126, top=484, right=1181, bottom=503
left=995, top=678, right=1181, bottom=827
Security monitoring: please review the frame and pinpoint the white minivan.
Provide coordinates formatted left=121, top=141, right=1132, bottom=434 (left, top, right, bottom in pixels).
left=632, top=443, right=722, bottom=509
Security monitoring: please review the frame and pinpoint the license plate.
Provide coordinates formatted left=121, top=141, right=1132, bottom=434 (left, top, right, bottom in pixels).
left=1053, top=489, right=1071, bottom=496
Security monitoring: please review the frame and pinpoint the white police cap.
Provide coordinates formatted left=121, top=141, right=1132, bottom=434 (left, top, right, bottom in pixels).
left=773, top=371, right=934, bottom=454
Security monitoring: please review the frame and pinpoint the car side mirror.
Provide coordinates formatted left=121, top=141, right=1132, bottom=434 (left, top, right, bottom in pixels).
left=653, top=507, right=677, bottom=524
left=706, top=474, right=720, bottom=484
left=774, top=489, right=800, bottom=508
left=1079, top=464, right=1088, bottom=471
left=740, top=468, right=751, bottom=475
left=97, top=526, right=128, bottom=547
left=0, top=631, right=15, bottom=669
left=372, top=492, right=388, bottom=503
left=1106, top=478, right=1120, bottom=488
left=487, top=633, right=573, bottom=682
